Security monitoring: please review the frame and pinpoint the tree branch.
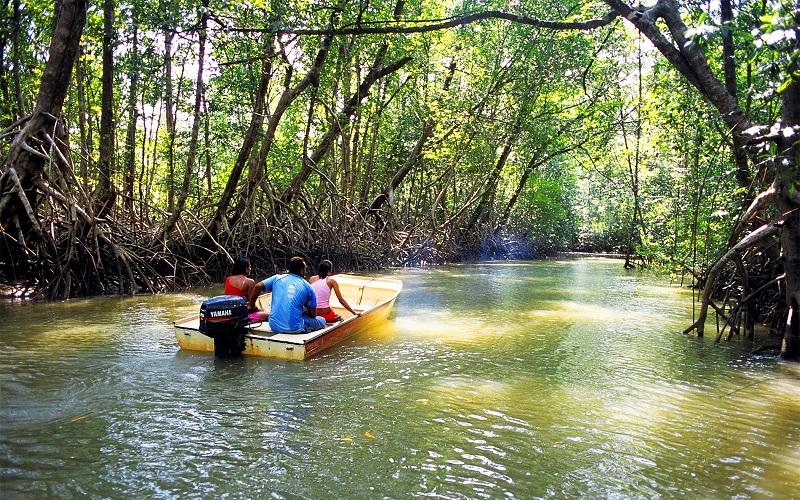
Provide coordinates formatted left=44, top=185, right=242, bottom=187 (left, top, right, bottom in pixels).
left=223, top=10, right=619, bottom=35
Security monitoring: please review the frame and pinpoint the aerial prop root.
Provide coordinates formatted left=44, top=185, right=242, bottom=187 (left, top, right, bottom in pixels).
left=684, top=222, right=781, bottom=336
left=29, top=179, right=172, bottom=297
left=0, top=167, right=46, bottom=241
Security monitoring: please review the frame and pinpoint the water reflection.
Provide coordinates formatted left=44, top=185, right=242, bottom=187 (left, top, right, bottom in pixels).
left=1, top=259, right=798, bottom=497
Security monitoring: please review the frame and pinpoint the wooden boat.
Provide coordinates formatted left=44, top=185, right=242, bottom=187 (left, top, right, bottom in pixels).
left=174, top=274, right=402, bottom=360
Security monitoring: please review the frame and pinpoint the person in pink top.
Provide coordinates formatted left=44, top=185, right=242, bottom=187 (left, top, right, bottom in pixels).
left=309, top=260, right=360, bottom=323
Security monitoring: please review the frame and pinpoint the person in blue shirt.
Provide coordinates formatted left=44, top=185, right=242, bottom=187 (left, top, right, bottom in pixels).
left=248, top=256, right=326, bottom=334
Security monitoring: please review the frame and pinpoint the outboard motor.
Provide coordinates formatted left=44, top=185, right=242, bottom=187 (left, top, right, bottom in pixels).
left=199, top=295, right=250, bottom=357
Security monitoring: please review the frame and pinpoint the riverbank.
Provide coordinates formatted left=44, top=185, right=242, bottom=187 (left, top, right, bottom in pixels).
left=556, top=251, right=628, bottom=259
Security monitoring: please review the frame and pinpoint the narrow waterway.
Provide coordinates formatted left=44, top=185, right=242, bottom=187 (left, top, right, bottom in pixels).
left=1, top=258, right=798, bottom=497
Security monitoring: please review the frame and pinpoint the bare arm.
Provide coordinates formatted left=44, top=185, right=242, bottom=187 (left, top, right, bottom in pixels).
left=248, top=281, right=264, bottom=311
left=304, top=282, right=319, bottom=318
left=241, top=278, right=256, bottom=306
left=330, top=278, right=359, bottom=316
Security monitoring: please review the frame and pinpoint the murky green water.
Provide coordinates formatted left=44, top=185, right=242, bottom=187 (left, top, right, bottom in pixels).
left=1, top=258, right=798, bottom=498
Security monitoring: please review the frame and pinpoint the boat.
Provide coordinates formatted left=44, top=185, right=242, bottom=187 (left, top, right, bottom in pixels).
left=174, top=274, right=403, bottom=360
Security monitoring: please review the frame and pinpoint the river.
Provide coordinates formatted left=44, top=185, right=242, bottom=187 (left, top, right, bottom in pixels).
left=1, top=258, right=798, bottom=497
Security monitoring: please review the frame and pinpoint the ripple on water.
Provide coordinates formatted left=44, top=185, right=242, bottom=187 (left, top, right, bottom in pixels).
left=1, top=260, right=800, bottom=497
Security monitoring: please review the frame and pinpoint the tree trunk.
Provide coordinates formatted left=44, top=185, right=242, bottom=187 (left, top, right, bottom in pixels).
left=140, top=97, right=159, bottom=223
left=76, top=44, right=88, bottom=185
left=339, top=42, right=353, bottom=196
left=624, top=46, right=643, bottom=270
left=204, top=36, right=278, bottom=239
left=604, top=0, right=753, bottom=138
left=0, top=32, right=10, bottom=123
left=94, top=0, right=116, bottom=216
left=11, top=0, right=26, bottom=118
left=159, top=0, right=207, bottom=240
left=465, top=121, right=521, bottom=234
left=123, top=20, right=139, bottom=219
left=203, top=97, right=212, bottom=199
left=607, top=0, right=799, bottom=359
left=497, top=152, right=555, bottom=231
left=349, top=70, right=362, bottom=200
left=720, top=0, right=751, bottom=195
left=278, top=47, right=411, bottom=208
left=777, top=27, right=800, bottom=361
left=143, top=97, right=163, bottom=222
left=222, top=35, right=335, bottom=233
left=367, top=118, right=434, bottom=214
left=0, top=0, right=87, bottom=223
left=164, top=31, right=176, bottom=214
left=358, top=85, right=384, bottom=205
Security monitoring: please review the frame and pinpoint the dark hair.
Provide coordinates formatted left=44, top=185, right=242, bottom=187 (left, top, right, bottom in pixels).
left=231, top=257, right=250, bottom=276
left=288, top=256, right=306, bottom=275
left=318, top=260, right=333, bottom=278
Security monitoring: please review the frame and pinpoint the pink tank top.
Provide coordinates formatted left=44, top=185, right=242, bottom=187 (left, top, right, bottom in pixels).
left=311, top=277, right=332, bottom=308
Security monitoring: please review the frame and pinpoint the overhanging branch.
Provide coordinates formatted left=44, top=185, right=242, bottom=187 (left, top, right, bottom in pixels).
left=222, top=10, right=619, bottom=35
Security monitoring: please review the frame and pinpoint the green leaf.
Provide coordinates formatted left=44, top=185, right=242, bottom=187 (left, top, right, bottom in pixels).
left=777, top=78, right=792, bottom=94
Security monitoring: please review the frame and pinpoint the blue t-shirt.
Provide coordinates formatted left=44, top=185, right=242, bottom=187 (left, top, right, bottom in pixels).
left=261, top=274, right=317, bottom=333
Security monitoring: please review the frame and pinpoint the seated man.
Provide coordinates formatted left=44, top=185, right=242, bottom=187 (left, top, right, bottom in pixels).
left=248, top=256, right=326, bottom=334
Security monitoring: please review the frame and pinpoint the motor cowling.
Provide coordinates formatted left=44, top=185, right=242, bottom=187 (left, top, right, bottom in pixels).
left=199, top=295, right=250, bottom=357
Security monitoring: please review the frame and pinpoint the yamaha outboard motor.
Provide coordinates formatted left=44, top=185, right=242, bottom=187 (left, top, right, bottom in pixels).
left=199, top=295, right=250, bottom=357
